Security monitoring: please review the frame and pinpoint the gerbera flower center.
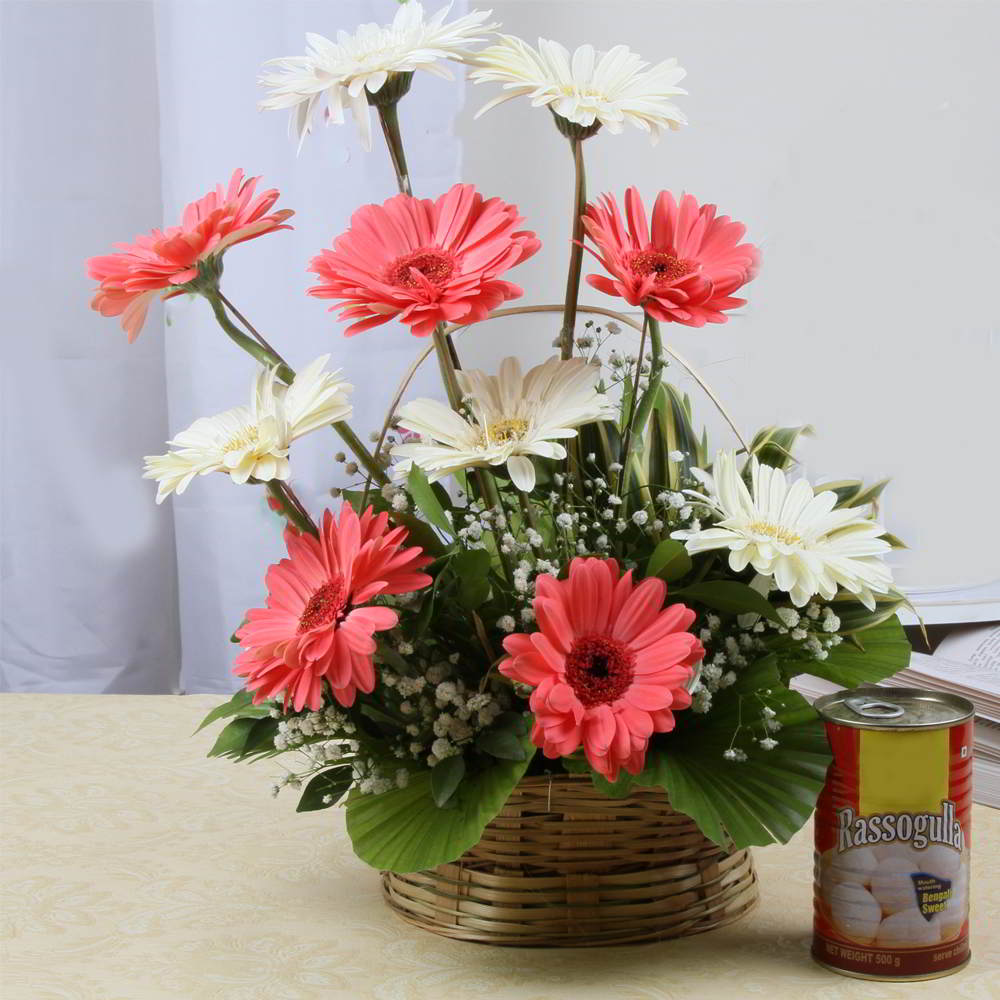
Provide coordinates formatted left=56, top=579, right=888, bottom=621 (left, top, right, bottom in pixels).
left=747, top=519, right=803, bottom=546
left=222, top=424, right=260, bottom=453
left=386, top=247, right=456, bottom=289
left=297, top=579, right=348, bottom=633
left=564, top=634, right=635, bottom=707
left=625, top=249, right=694, bottom=285
left=476, top=417, right=529, bottom=448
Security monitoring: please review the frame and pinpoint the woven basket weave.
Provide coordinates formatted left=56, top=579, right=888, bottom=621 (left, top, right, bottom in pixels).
left=382, top=774, right=758, bottom=946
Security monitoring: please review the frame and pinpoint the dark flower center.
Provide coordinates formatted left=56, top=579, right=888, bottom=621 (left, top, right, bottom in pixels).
left=387, top=247, right=456, bottom=289
left=625, top=249, right=693, bottom=285
left=297, top=579, right=347, bottom=633
left=564, top=634, right=635, bottom=707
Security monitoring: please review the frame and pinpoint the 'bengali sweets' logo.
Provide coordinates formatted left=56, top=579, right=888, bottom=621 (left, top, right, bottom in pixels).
left=837, top=800, right=964, bottom=854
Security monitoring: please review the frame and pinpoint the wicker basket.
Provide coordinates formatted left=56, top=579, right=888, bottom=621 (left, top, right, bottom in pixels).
left=382, top=774, right=758, bottom=946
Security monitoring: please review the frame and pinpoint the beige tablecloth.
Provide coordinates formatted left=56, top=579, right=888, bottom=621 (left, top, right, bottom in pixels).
left=1, top=694, right=997, bottom=1000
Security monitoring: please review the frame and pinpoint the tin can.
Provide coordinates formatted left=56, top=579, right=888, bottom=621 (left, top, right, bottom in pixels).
left=812, top=686, right=974, bottom=981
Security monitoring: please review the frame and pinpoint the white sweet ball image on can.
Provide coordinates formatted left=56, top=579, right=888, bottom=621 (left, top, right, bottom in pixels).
left=875, top=908, right=943, bottom=948
left=870, top=856, right=924, bottom=916
left=823, top=846, right=878, bottom=888
left=827, top=881, right=883, bottom=945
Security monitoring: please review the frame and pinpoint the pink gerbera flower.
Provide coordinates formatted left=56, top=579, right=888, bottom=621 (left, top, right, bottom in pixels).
left=234, top=505, right=433, bottom=712
left=583, top=187, right=759, bottom=327
left=307, top=183, right=540, bottom=337
left=87, top=169, right=294, bottom=342
left=500, top=557, right=704, bottom=781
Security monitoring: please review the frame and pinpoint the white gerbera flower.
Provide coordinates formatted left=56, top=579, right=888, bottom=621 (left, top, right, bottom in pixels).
left=144, top=356, right=353, bottom=502
left=259, top=3, right=497, bottom=152
left=390, top=356, right=616, bottom=492
left=470, top=36, right=687, bottom=140
left=671, top=451, right=894, bottom=609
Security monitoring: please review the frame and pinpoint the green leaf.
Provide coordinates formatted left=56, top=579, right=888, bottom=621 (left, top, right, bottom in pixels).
left=346, top=734, right=537, bottom=872
left=194, top=689, right=271, bottom=734
left=406, top=466, right=453, bottom=537
left=830, top=596, right=907, bottom=634
left=476, top=728, right=527, bottom=761
left=672, top=580, right=781, bottom=623
left=430, top=755, right=466, bottom=807
left=207, top=717, right=259, bottom=758
left=789, top=615, right=910, bottom=688
left=880, top=532, right=908, bottom=550
left=296, top=766, right=353, bottom=812
left=453, top=548, right=492, bottom=579
left=207, top=715, right=279, bottom=761
left=640, top=656, right=831, bottom=848
left=748, top=425, right=813, bottom=469
left=457, top=576, right=491, bottom=610
left=848, top=479, right=890, bottom=508
left=646, top=539, right=692, bottom=583
left=591, top=770, right=635, bottom=799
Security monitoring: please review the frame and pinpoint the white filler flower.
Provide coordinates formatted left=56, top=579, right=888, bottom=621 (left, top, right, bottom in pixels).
left=470, top=36, right=686, bottom=140
left=391, top=356, right=616, bottom=491
left=144, top=356, right=353, bottom=502
left=672, top=451, right=894, bottom=609
left=259, top=3, right=496, bottom=152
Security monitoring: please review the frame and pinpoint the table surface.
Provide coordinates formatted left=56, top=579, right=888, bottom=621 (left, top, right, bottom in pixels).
left=1, top=694, right=997, bottom=1000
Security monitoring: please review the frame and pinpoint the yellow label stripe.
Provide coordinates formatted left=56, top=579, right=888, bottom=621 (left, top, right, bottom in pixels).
left=859, top=729, right=949, bottom=815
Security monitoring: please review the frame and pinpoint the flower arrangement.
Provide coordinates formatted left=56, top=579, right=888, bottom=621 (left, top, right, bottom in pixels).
left=88, top=1, right=913, bottom=877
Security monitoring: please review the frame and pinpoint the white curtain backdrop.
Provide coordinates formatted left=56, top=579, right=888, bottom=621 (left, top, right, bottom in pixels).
left=2, top=0, right=997, bottom=694
left=1, top=0, right=464, bottom=693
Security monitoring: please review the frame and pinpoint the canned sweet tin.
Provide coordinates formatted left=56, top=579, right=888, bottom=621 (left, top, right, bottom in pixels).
left=812, top=686, right=974, bottom=981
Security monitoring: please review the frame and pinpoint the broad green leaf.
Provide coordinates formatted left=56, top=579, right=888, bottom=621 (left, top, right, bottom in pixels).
left=207, top=716, right=278, bottom=760
left=194, top=689, right=271, bottom=734
left=787, top=615, right=910, bottom=688
left=207, top=717, right=259, bottom=758
left=591, top=770, right=635, bottom=799
left=646, top=539, right=692, bottom=582
left=476, top=728, right=527, bottom=761
left=406, top=466, right=453, bottom=537
left=830, top=597, right=907, bottom=634
left=578, top=420, right=621, bottom=479
left=430, top=755, right=466, bottom=807
left=457, top=576, right=491, bottom=610
left=748, top=425, right=813, bottom=469
left=640, top=656, right=831, bottom=848
left=848, top=479, right=890, bottom=508
left=672, top=580, right=782, bottom=623
left=296, top=766, right=353, bottom=812
left=819, top=480, right=863, bottom=505
left=644, top=410, right=668, bottom=494
left=453, top=548, right=492, bottom=579
left=346, top=734, right=536, bottom=872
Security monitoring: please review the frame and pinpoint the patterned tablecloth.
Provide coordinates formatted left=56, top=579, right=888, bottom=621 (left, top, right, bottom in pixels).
left=1, top=694, right=997, bottom=1000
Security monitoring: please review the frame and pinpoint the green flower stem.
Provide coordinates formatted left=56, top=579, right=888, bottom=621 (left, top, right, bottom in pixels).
left=476, top=470, right=515, bottom=585
left=616, top=313, right=651, bottom=495
left=629, top=315, right=665, bottom=455
left=376, top=100, right=412, bottom=196
left=558, top=137, right=587, bottom=361
left=331, top=420, right=390, bottom=487
left=431, top=323, right=464, bottom=412
left=204, top=289, right=389, bottom=486
left=206, top=291, right=296, bottom=384
left=266, top=481, right=319, bottom=537
left=217, top=290, right=287, bottom=368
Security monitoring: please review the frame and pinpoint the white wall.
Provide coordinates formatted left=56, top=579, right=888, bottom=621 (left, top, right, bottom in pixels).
left=453, top=0, right=1000, bottom=592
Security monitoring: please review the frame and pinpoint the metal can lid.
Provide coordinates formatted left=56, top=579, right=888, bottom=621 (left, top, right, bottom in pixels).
left=814, top=686, right=975, bottom=731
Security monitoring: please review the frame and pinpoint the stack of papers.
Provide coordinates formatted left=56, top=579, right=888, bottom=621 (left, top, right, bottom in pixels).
left=792, top=624, right=1000, bottom=807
